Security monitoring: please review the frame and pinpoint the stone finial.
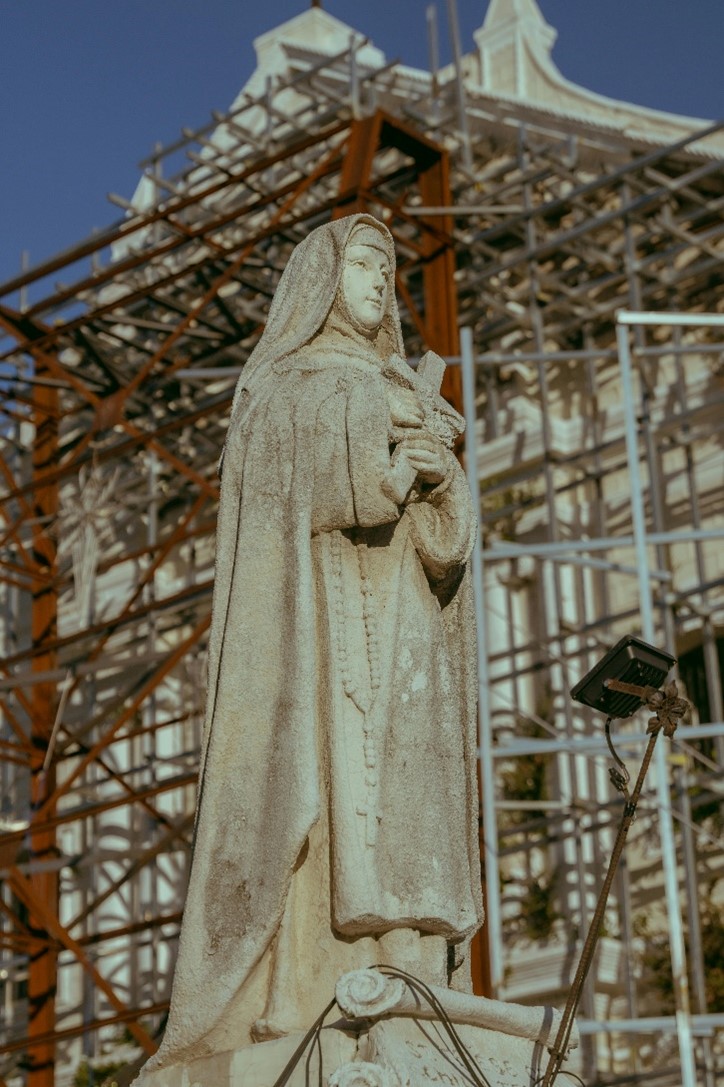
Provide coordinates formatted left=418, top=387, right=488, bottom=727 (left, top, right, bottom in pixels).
left=328, top=1062, right=398, bottom=1087
left=335, top=969, right=406, bottom=1019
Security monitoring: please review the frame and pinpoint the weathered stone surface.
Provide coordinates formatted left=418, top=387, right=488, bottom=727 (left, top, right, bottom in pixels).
left=328, top=1060, right=394, bottom=1087
left=133, top=216, right=570, bottom=1087
left=363, top=1019, right=553, bottom=1087
left=132, top=1017, right=576, bottom=1087
left=336, top=968, right=572, bottom=1048
left=134, top=1030, right=357, bottom=1087
left=136, top=215, right=483, bottom=1080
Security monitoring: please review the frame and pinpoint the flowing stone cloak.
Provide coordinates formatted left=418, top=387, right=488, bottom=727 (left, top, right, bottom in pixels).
left=150, top=217, right=483, bottom=1067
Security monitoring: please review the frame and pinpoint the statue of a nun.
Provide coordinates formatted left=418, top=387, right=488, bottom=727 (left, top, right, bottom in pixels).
left=149, top=214, right=483, bottom=1068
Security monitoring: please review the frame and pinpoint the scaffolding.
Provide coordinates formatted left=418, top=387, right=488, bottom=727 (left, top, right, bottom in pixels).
left=1, top=10, right=723, bottom=1086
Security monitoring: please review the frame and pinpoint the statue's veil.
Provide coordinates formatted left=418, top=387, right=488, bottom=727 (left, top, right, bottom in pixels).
left=226, top=214, right=404, bottom=436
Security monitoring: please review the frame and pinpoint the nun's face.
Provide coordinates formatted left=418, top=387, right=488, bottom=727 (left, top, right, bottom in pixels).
left=341, top=243, right=392, bottom=333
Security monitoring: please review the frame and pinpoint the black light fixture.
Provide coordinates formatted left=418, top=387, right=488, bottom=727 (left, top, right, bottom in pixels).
left=570, top=634, right=676, bottom=720
left=541, top=636, right=688, bottom=1087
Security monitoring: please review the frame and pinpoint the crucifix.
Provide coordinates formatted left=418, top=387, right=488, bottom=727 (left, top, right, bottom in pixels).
left=357, top=787, right=381, bottom=847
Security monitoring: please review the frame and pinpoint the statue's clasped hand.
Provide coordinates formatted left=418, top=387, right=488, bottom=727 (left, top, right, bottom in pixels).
left=387, top=386, right=447, bottom=488
left=398, top=431, right=448, bottom=486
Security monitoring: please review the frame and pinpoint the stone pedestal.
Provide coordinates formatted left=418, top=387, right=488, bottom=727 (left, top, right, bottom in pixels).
left=133, top=970, right=578, bottom=1087
left=362, top=1019, right=552, bottom=1086
left=135, top=1029, right=358, bottom=1087
left=134, top=1020, right=568, bottom=1087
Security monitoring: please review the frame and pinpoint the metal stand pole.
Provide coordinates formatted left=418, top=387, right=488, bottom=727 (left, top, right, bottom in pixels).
left=540, top=680, right=688, bottom=1086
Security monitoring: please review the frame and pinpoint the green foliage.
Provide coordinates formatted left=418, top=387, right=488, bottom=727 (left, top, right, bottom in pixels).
left=499, top=715, right=550, bottom=828
left=688, top=782, right=724, bottom=833
left=634, top=884, right=724, bottom=1013
left=72, top=1020, right=155, bottom=1086
left=520, top=874, right=560, bottom=941
left=700, top=898, right=724, bottom=1010
left=481, top=483, right=535, bottom=541
left=73, top=1059, right=125, bottom=1087
left=499, top=705, right=558, bottom=942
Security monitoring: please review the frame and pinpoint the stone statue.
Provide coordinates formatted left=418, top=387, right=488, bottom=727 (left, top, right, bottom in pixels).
left=136, top=215, right=576, bottom=1087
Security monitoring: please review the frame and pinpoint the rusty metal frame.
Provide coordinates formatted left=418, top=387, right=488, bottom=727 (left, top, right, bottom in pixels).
left=333, top=110, right=462, bottom=408
left=0, top=70, right=482, bottom=1082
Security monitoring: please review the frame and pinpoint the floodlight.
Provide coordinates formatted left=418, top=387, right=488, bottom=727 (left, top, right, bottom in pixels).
left=570, top=634, right=676, bottom=720
left=542, top=636, right=685, bottom=1087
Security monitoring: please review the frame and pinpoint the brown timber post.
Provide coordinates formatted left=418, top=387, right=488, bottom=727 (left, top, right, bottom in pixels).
left=335, top=111, right=463, bottom=415
left=27, top=359, right=59, bottom=1087
left=335, top=112, right=490, bottom=995
left=417, top=150, right=462, bottom=412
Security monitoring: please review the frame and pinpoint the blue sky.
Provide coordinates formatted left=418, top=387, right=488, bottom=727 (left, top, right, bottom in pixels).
left=1, top=0, right=723, bottom=297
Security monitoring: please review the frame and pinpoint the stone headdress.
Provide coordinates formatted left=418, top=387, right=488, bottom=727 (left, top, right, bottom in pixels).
left=227, top=213, right=404, bottom=429
left=223, top=212, right=464, bottom=464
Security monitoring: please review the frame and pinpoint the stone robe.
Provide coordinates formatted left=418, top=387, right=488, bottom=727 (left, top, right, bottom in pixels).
left=148, top=216, right=483, bottom=1069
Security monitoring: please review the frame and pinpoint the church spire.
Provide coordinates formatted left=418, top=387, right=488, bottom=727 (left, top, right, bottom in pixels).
left=474, top=0, right=558, bottom=98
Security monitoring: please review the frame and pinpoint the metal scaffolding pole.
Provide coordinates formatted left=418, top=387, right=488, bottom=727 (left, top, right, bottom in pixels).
left=461, top=326, right=503, bottom=995
left=615, top=309, right=724, bottom=1087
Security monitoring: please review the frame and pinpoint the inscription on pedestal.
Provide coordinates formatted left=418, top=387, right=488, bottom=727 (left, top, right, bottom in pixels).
left=366, top=1020, right=548, bottom=1087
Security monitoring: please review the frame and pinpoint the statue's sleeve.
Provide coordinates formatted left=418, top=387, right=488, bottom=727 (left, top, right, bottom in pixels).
left=312, top=376, right=408, bottom=533
left=404, top=454, right=477, bottom=581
